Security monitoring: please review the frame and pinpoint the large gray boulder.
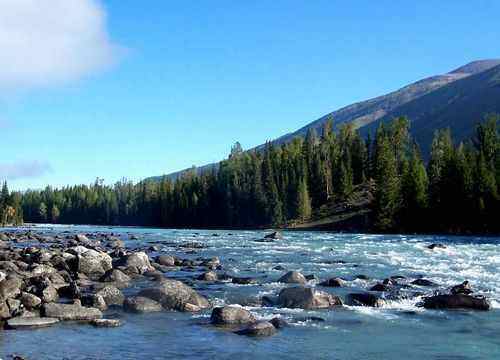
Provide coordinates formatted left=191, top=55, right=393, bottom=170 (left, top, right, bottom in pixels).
left=73, top=247, right=112, bottom=280
left=278, top=286, right=343, bottom=309
left=138, top=279, right=209, bottom=312
left=42, top=301, right=103, bottom=320
left=422, top=294, right=490, bottom=311
left=0, top=276, right=23, bottom=299
left=96, top=285, right=125, bottom=306
left=116, top=252, right=154, bottom=274
left=210, top=306, right=256, bottom=326
left=278, top=271, right=307, bottom=285
left=123, top=296, right=163, bottom=313
left=156, top=255, right=176, bottom=267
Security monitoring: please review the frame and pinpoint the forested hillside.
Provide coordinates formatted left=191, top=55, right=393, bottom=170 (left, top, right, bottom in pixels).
left=17, top=115, right=500, bottom=234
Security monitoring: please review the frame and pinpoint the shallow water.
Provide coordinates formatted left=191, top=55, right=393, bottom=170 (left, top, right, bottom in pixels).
left=1, top=225, right=499, bottom=360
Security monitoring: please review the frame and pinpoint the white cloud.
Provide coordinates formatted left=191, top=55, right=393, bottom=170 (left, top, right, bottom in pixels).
left=0, top=160, right=52, bottom=180
left=0, top=0, right=119, bottom=91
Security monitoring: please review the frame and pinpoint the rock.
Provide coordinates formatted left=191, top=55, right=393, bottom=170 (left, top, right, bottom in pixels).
left=123, top=297, right=163, bottom=313
left=198, top=271, right=218, bottom=282
left=100, top=269, right=131, bottom=286
left=320, top=277, right=345, bottom=288
left=116, top=252, right=153, bottom=274
left=40, top=284, right=59, bottom=303
left=451, top=281, right=473, bottom=295
left=96, top=285, right=124, bottom=306
left=107, top=237, right=125, bottom=249
left=43, top=302, right=103, bottom=320
left=231, top=277, right=256, bottom=285
left=210, top=306, right=256, bottom=326
left=428, top=243, right=447, bottom=250
left=278, top=271, right=307, bottom=285
left=138, top=279, right=209, bottom=312
left=269, top=317, right=288, bottom=329
left=7, top=317, right=59, bottom=329
left=264, top=232, right=282, bottom=240
left=30, top=264, right=57, bottom=277
left=278, top=286, right=343, bottom=309
left=156, top=255, right=176, bottom=267
left=422, top=294, right=490, bottom=311
left=20, top=292, right=42, bottom=310
left=235, top=321, right=277, bottom=337
left=348, top=293, right=384, bottom=307
left=201, top=257, right=220, bottom=270
left=183, top=303, right=202, bottom=312
left=91, top=319, right=122, bottom=328
left=411, top=279, right=437, bottom=287
left=355, top=274, right=370, bottom=280
left=273, top=265, right=286, bottom=271
left=81, top=293, right=108, bottom=311
left=370, top=283, right=390, bottom=292
left=0, top=270, right=6, bottom=282
left=0, top=276, right=23, bottom=299
left=0, top=299, right=10, bottom=319
left=75, top=234, right=90, bottom=243
left=75, top=248, right=113, bottom=280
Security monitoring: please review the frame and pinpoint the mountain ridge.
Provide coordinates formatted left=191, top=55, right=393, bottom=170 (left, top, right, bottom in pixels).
left=149, top=59, right=500, bottom=182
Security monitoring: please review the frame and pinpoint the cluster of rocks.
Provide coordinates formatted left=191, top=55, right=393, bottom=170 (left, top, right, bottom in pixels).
left=0, top=230, right=493, bottom=341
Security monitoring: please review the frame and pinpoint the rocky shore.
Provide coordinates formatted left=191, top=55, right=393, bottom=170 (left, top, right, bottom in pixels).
left=0, top=230, right=493, bottom=356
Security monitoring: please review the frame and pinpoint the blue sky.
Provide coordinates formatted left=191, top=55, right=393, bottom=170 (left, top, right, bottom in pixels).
left=1, top=0, right=499, bottom=190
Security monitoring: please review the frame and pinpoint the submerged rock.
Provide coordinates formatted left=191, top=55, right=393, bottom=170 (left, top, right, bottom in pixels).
left=278, top=286, right=342, bottom=309
left=450, top=281, right=473, bottom=295
left=422, top=294, right=490, bottom=311
left=411, top=279, right=437, bottom=287
left=235, top=321, right=277, bottom=337
left=123, top=296, right=163, bottom=313
left=7, top=317, right=59, bottom=329
left=91, top=319, right=122, bottom=328
left=264, top=232, right=282, bottom=240
left=210, top=306, right=256, bottom=326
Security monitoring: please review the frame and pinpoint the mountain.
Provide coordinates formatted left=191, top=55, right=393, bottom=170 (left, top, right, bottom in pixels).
left=150, top=59, right=500, bottom=181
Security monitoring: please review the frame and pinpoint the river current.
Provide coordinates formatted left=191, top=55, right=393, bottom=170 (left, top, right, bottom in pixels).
left=1, top=225, right=499, bottom=359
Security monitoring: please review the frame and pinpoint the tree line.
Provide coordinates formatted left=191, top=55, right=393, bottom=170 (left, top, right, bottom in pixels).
left=13, top=115, right=500, bottom=234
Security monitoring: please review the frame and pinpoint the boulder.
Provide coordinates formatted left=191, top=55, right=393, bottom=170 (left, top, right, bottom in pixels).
left=0, top=270, right=6, bottom=282
left=81, top=293, right=108, bottom=311
left=348, top=293, right=384, bottom=307
left=269, top=317, right=288, bottom=329
left=278, top=271, right=307, bottom=285
left=278, top=286, right=342, bottom=309
left=264, top=232, right=282, bottom=240
left=75, top=234, right=90, bottom=243
left=422, top=294, right=490, bottom=311
left=123, top=297, right=163, bottom=313
left=74, top=248, right=113, bottom=280
left=116, top=252, right=153, bottom=274
left=411, top=279, right=437, bottom=287
left=320, top=277, right=345, bottom=288
left=96, top=285, right=125, bottom=306
left=107, top=237, right=125, bottom=249
left=40, top=284, right=59, bottom=303
left=210, top=306, right=256, bottom=326
left=138, top=279, right=209, bottom=312
left=156, top=255, right=176, bottom=267
left=428, top=243, right=447, bottom=250
left=370, top=283, right=390, bottom=292
left=99, top=269, right=131, bottom=287
left=201, top=257, right=220, bottom=270
left=20, top=292, right=42, bottom=310
left=451, top=281, right=473, bottom=295
left=198, top=271, right=218, bottom=282
left=0, top=299, right=10, bottom=319
left=42, top=302, right=103, bottom=320
left=235, top=321, right=277, bottom=337
left=0, top=276, right=23, bottom=299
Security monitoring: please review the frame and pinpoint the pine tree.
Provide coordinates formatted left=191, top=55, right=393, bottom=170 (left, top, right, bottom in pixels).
left=296, top=178, right=312, bottom=222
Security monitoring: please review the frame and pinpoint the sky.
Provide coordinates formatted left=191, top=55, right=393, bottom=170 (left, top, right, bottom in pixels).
left=1, top=0, right=499, bottom=190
